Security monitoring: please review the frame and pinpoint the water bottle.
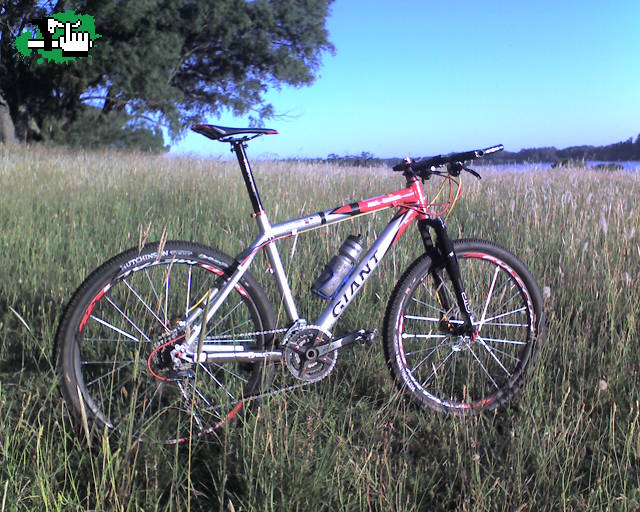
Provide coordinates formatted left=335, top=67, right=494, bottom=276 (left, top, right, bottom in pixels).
left=312, top=234, right=363, bottom=299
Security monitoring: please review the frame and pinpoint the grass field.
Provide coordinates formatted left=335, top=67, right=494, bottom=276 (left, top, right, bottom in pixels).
left=1, top=143, right=639, bottom=511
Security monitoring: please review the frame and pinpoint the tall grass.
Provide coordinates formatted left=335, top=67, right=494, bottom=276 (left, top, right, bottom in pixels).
left=1, top=144, right=639, bottom=510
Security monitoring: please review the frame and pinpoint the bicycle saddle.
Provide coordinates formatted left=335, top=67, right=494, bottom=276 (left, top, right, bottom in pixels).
left=192, top=124, right=278, bottom=141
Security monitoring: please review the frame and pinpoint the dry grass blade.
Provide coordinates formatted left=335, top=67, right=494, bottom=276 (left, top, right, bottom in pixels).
left=138, top=222, right=152, bottom=253
left=8, top=306, right=32, bottom=334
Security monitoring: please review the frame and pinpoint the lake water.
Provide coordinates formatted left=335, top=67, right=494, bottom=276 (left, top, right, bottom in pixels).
left=477, top=161, right=640, bottom=172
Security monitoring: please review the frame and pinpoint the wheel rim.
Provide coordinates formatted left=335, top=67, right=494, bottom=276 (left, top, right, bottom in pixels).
left=396, top=251, right=535, bottom=411
left=73, top=255, right=266, bottom=442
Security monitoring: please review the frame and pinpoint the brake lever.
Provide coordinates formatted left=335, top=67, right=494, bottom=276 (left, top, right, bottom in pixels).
left=462, top=165, right=482, bottom=180
left=446, top=161, right=463, bottom=177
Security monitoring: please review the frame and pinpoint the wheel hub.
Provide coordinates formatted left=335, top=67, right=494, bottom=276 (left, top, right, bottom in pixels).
left=149, top=327, right=192, bottom=381
left=451, top=337, right=467, bottom=352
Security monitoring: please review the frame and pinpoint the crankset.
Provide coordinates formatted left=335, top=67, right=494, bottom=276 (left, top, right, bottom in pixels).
left=284, top=327, right=376, bottom=383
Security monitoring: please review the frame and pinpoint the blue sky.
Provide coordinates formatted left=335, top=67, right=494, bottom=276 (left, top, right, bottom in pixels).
left=171, top=0, right=640, bottom=159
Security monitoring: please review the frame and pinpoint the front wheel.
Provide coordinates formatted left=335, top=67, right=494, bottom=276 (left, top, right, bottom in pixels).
left=55, top=241, right=276, bottom=443
left=383, top=239, right=544, bottom=414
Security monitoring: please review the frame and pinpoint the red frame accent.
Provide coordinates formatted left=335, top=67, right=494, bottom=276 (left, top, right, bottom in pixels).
left=78, top=285, right=110, bottom=332
left=352, top=180, right=428, bottom=246
left=342, top=179, right=429, bottom=217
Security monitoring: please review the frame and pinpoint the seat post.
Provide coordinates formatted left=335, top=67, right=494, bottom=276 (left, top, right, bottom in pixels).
left=230, top=139, right=300, bottom=322
left=231, top=140, right=265, bottom=215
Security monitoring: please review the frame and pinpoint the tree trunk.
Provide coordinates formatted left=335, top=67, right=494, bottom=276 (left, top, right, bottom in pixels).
left=0, top=93, right=16, bottom=144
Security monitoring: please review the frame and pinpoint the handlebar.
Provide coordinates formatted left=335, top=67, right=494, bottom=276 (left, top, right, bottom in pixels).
left=393, top=144, right=504, bottom=178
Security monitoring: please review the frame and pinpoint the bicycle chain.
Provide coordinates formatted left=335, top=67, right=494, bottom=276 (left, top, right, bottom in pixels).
left=240, top=379, right=313, bottom=405
left=191, top=326, right=316, bottom=409
left=198, top=327, right=315, bottom=408
left=204, top=327, right=289, bottom=340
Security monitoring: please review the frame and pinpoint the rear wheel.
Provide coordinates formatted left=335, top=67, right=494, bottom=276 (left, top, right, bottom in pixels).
left=384, top=239, right=544, bottom=413
left=55, top=241, right=275, bottom=443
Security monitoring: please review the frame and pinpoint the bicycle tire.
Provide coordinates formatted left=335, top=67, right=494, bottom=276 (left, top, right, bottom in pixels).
left=383, top=239, right=544, bottom=414
left=55, top=241, right=276, bottom=443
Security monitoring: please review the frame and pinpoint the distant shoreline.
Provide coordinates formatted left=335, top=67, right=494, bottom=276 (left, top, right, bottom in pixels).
left=311, top=134, right=640, bottom=167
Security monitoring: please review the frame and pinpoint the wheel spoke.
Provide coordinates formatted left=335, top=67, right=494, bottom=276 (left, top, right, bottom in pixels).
left=89, top=315, right=141, bottom=343
left=449, top=351, right=457, bottom=401
left=483, top=344, right=521, bottom=363
left=476, top=336, right=512, bottom=377
left=82, top=359, right=136, bottom=365
left=144, top=269, right=161, bottom=305
left=193, top=273, right=216, bottom=304
left=411, top=297, right=445, bottom=315
left=139, top=384, right=162, bottom=420
left=409, top=341, right=451, bottom=373
left=104, top=295, right=152, bottom=342
left=178, top=381, right=203, bottom=430
left=463, top=340, right=499, bottom=390
left=122, top=279, right=168, bottom=331
left=207, top=300, right=244, bottom=336
left=480, top=307, right=527, bottom=324
left=405, top=340, right=451, bottom=357
left=419, top=349, right=455, bottom=388
left=211, top=319, right=252, bottom=338
left=401, top=333, right=447, bottom=340
left=476, top=320, right=528, bottom=328
left=85, top=361, right=133, bottom=387
left=187, top=381, right=220, bottom=417
left=186, top=266, right=192, bottom=317
left=84, top=337, right=135, bottom=343
left=404, top=314, right=442, bottom=322
left=478, top=266, right=500, bottom=332
left=202, top=361, right=249, bottom=384
left=491, top=282, right=520, bottom=314
left=405, top=313, right=465, bottom=325
left=127, top=383, right=177, bottom=437
left=163, top=268, right=170, bottom=326
left=480, top=336, right=527, bottom=346
left=197, top=363, right=237, bottom=400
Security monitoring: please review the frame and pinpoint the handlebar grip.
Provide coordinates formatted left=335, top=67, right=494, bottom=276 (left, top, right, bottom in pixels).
left=451, top=149, right=482, bottom=162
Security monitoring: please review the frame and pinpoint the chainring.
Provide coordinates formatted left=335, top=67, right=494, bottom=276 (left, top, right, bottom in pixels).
left=283, top=327, right=336, bottom=383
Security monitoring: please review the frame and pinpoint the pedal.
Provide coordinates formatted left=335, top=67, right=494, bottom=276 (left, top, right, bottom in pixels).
left=358, top=328, right=377, bottom=345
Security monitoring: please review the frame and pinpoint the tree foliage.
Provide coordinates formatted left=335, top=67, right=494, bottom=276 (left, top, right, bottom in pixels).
left=0, top=0, right=334, bottom=150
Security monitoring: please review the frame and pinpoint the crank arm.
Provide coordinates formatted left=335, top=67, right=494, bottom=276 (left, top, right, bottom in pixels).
left=312, top=328, right=377, bottom=358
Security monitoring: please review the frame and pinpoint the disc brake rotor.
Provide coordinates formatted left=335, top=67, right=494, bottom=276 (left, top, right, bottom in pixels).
left=148, top=326, right=192, bottom=381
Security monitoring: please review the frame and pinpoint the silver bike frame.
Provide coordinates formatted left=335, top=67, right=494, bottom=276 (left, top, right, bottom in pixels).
left=184, top=139, right=426, bottom=360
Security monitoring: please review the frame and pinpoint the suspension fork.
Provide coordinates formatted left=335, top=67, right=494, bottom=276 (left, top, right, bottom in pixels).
left=417, top=219, right=476, bottom=335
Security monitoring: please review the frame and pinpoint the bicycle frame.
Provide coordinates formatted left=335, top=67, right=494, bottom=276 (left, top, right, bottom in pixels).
left=184, top=140, right=473, bottom=360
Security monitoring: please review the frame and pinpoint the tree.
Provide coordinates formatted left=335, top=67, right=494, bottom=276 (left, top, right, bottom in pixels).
left=0, top=94, right=15, bottom=144
left=0, top=0, right=334, bottom=150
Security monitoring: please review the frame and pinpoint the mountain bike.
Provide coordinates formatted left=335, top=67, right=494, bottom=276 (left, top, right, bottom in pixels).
left=55, top=124, right=545, bottom=443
